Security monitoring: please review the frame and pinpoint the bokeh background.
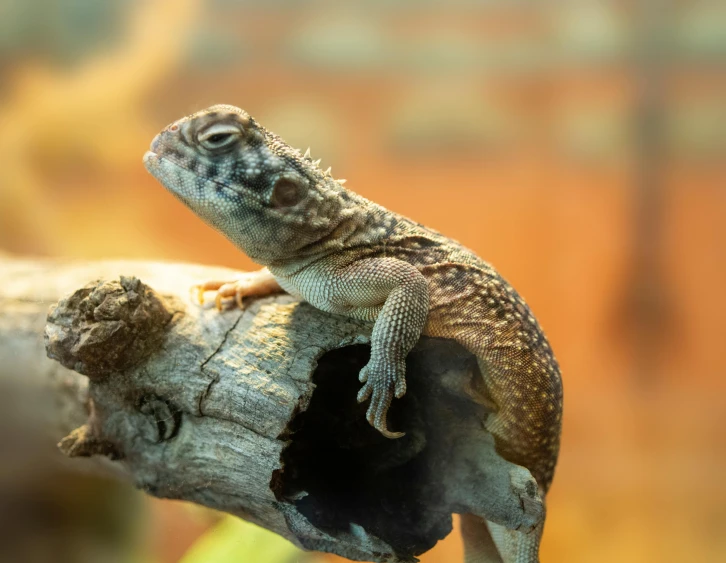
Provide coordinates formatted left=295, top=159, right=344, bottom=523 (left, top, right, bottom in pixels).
left=1, top=1, right=725, bottom=562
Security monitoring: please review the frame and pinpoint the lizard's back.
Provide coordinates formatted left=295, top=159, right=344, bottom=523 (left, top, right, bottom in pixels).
left=372, top=214, right=563, bottom=490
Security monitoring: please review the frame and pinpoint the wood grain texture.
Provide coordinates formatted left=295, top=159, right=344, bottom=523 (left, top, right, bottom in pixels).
left=0, top=256, right=543, bottom=563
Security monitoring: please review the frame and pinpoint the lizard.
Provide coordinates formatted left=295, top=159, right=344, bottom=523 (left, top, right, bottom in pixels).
left=143, top=104, right=563, bottom=563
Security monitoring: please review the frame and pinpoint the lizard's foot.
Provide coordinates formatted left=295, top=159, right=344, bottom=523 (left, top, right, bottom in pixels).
left=356, top=359, right=407, bottom=439
left=192, top=268, right=282, bottom=311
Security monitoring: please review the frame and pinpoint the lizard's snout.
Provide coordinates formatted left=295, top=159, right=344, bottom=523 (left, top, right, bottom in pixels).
left=149, top=133, right=162, bottom=154
left=149, top=119, right=185, bottom=154
left=143, top=133, right=167, bottom=172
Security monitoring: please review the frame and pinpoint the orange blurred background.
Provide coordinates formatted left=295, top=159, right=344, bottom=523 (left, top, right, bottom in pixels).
left=1, top=1, right=725, bottom=562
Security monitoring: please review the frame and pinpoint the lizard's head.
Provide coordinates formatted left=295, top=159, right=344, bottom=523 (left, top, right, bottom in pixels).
left=143, top=104, right=353, bottom=263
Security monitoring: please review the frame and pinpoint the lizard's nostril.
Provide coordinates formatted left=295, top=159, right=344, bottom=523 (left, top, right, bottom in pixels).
left=169, top=124, right=179, bottom=132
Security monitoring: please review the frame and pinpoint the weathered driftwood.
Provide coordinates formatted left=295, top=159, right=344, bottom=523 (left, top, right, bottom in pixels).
left=0, top=256, right=543, bottom=563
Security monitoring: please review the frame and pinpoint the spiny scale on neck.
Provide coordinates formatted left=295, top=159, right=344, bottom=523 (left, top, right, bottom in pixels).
left=257, top=128, right=396, bottom=251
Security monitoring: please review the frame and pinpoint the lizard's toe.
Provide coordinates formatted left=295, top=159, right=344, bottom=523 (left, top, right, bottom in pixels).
left=356, top=381, right=372, bottom=402
left=190, top=285, right=205, bottom=305
left=192, top=279, right=243, bottom=309
left=191, top=280, right=228, bottom=305
left=358, top=365, right=369, bottom=383
left=368, top=402, right=405, bottom=439
left=215, top=281, right=246, bottom=310
left=193, top=271, right=280, bottom=311
left=358, top=363, right=405, bottom=439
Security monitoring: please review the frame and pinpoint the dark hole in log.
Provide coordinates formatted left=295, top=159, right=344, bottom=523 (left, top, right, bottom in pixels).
left=277, top=344, right=461, bottom=558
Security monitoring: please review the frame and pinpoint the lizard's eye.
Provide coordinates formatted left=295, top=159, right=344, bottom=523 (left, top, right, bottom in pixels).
left=207, top=133, right=231, bottom=144
left=198, top=123, right=240, bottom=151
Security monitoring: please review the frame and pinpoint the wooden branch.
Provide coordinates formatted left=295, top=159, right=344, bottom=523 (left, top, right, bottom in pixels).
left=0, top=256, right=543, bottom=563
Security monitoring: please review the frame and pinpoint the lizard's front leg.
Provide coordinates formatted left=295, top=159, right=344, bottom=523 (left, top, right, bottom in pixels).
left=321, top=258, right=430, bottom=438
left=194, top=267, right=284, bottom=309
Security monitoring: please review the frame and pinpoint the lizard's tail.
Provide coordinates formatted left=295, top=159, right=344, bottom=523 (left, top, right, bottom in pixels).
left=461, top=514, right=503, bottom=563
left=460, top=513, right=543, bottom=563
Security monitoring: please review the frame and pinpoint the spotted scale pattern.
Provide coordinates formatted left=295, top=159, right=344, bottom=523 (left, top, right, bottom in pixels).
left=145, top=105, right=563, bottom=563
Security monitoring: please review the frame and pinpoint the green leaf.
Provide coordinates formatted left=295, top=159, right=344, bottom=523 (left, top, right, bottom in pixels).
left=179, top=515, right=308, bottom=563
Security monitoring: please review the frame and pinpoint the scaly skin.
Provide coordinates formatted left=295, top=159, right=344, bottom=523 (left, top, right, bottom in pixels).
left=144, top=105, right=563, bottom=562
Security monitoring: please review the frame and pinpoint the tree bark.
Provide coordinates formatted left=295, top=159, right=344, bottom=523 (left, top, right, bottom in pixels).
left=0, top=255, right=543, bottom=563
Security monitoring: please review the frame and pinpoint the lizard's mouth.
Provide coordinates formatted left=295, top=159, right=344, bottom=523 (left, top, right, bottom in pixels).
left=142, top=150, right=169, bottom=185
left=143, top=149, right=266, bottom=210
left=142, top=150, right=189, bottom=195
left=142, top=151, right=164, bottom=180
left=142, top=150, right=158, bottom=166
left=143, top=132, right=168, bottom=171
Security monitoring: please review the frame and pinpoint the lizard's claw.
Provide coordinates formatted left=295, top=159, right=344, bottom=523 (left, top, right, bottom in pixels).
left=192, top=279, right=246, bottom=310
left=356, top=362, right=406, bottom=439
